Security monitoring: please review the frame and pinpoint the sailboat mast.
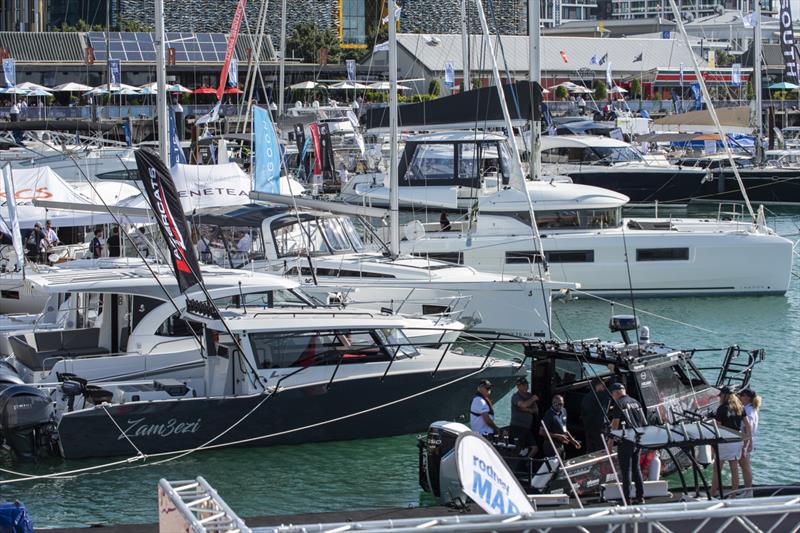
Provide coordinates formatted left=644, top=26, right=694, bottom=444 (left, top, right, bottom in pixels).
left=388, top=0, right=400, bottom=257
left=528, top=0, right=541, bottom=181
left=460, top=0, right=470, bottom=92
left=754, top=0, right=763, bottom=161
left=154, top=0, right=170, bottom=163
left=278, top=0, right=288, bottom=117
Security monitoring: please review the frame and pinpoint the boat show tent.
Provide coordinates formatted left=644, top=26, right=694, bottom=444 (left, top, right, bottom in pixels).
left=0, top=166, right=149, bottom=226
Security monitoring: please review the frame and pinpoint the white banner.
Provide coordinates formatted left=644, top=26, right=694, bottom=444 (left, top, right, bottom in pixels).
left=2, top=165, right=24, bottom=271
left=456, top=432, right=535, bottom=515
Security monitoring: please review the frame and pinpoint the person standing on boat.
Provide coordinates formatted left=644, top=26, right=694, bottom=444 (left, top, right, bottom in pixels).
left=709, top=386, right=751, bottom=498
left=107, top=226, right=121, bottom=257
left=607, top=382, right=646, bottom=504
left=90, top=229, right=103, bottom=259
left=44, top=220, right=60, bottom=247
left=541, top=395, right=580, bottom=458
left=509, top=376, right=538, bottom=455
left=470, top=380, right=500, bottom=437
left=130, top=227, right=150, bottom=258
left=737, top=389, right=760, bottom=496
left=439, top=210, right=451, bottom=231
left=581, top=377, right=610, bottom=453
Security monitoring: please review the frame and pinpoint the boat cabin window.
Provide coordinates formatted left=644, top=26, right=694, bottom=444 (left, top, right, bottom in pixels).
left=648, top=363, right=706, bottom=401
left=285, top=266, right=396, bottom=278
left=592, top=146, right=643, bottom=163
left=212, top=289, right=318, bottom=309
left=411, top=252, right=463, bottom=264
left=636, top=248, right=689, bottom=261
left=249, top=328, right=417, bottom=369
left=541, top=146, right=641, bottom=165
left=535, top=208, right=620, bottom=229
left=272, top=216, right=364, bottom=257
left=399, top=140, right=509, bottom=188
left=156, top=312, right=203, bottom=337
left=195, top=224, right=265, bottom=268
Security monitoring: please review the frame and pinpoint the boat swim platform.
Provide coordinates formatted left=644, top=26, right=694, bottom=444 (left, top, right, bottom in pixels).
left=146, top=477, right=800, bottom=533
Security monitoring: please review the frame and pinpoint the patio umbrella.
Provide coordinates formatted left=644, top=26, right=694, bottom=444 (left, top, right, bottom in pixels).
left=16, top=82, right=50, bottom=92
left=328, top=81, right=368, bottom=90
left=289, top=81, right=320, bottom=90
left=25, top=88, right=53, bottom=97
left=0, top=87, right=29, bottom=95
left=170, top=84, right=192, bottom=93
left=193, top=86, right=217, bottom=94
left=609, top=86, right=628, bottom=94
left=569, top=86, right=594, bottom=94
left=52, top=82, right=94, bottom=92
left=224, top=87, right=244, bottom=94
left=768, top=81, right=799, bottom=90
left=138, top=86, right=157, bottom=95
left=117, top=87, right=141, bottom=96
left=366, top=81, right=411, bottom=90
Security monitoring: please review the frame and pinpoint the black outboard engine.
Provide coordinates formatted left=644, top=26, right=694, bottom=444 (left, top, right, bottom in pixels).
left=0, top=385, right=56, bottom=460
left=418, top=421, right=470, bottom=505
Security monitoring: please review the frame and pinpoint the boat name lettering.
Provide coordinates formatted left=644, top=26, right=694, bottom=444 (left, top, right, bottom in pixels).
left=119, top=417, right=202, bottom=440
left=179, top=189, right=249, bottom=198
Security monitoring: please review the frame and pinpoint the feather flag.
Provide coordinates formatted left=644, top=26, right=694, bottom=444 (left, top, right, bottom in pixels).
left=598, top=52, right=608, bottom=65
left=590, top=54, right=599, bottom=65
left=633, top=52, right=643, bottom=62
left=560, top=50, right=569, bottom=63
left=605, top=61, right=613, bottom=87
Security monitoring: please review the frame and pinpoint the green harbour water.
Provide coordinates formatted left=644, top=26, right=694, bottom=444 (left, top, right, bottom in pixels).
left=4, top=215, right=799, bottom=528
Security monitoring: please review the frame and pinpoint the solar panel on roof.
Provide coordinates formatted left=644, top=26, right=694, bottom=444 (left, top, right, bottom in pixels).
left=84, top=31, right=237, bottom=62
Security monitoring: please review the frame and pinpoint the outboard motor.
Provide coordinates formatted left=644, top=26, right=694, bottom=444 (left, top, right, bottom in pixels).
left=0, top=385, right=56, bottom=460
left=418, top=421, right=470, bottom=505
left=609, top=315, right=640, bottom=345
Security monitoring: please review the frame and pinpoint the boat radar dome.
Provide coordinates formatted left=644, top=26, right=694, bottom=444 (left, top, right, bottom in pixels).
left=609, top=315, right=640, bottom=345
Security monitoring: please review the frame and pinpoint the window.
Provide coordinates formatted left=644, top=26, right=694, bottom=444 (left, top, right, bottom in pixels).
left=286, top=266, right=395, bottom=278
left=534, top=208, right=620, bottom=229
left=591, top=146, right=643, bottom=163
left=404, top=144, right=455, bottom=183
left=636, top=248, right=689, bottom=261
left=411, top=252, right=463, bottom=264
left=546, top=250, right=594, bottom=263
left=0, top=290, right=19, bottom=300
left=249, top=329, right=416, bottom=369
left=212, top=289, right=315, bottom=309
left=505, top=251, right=544, bottom=264
left=341, top=0, right=366, bottom=45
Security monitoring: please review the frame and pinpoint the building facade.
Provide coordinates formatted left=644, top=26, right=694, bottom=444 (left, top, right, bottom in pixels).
left=1, top=0, right=47, bottom=32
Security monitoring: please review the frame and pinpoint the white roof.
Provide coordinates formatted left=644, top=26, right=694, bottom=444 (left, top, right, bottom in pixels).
left=540, top=135, right=632, bottom=149
left=214, top=309, right=409, bottom=333
left=394, top=33, right=703, bottom=75
left=407, top=131, right=507, bottom=143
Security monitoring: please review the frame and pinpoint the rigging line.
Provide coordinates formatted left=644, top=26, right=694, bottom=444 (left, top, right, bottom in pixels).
left=668, top=0, right=756, bottom=220
left=569, top=288, right=719, bottom=334
left=18, top=138, right=206, bottom=355
left=101, top=404, right=146, bottom=459
left=0, top=362, right=490, bottom=484
left=619, top=225, right=641, bottom=346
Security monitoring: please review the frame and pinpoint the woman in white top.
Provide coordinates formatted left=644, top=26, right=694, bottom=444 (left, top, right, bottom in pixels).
left=738, top=388, right=761, bottom=493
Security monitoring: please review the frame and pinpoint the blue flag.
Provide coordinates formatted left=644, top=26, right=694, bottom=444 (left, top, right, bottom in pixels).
left=168, top=108, right=186, bottom=166
left=346, top=59, right=356, bottom=82
left=253, top=105, right=282, bottom=193
left=108, top=59, right=121, bottom=89
left=122, top=121, right=133, bottom=147
left=227, top=58, right=238, bottom=87
left=691, top=83, right=702, bottom=111
left=2, top=58, right=15, bottom=88
left=590, top=54, right=598, bottom=65
left=444, top=62, right=454, bottom=88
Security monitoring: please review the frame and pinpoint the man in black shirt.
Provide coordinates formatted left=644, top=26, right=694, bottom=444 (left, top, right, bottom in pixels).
left=540, top=394, right=581, bottom=458
left=607, top=382, right=647, bottom=504
left=107, top=226, right=121, bottom=257
left=91, top=229, right=103, bottom=259
left=581, top=377, right=610, bottom=452
left=509, top=376, right=538, bottom=455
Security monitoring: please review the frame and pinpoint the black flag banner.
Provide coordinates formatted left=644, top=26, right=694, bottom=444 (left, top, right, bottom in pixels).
left=134, top=148, right=203, bottom=293
left=780, top=0, right=798, bottom=84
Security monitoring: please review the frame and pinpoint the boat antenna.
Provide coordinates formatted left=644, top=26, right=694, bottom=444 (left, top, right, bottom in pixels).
left=473, top=0, right=548, bottom=275
left=667, top=0, right=756, bottom=221
left=620, top=225, right=640, bottom=346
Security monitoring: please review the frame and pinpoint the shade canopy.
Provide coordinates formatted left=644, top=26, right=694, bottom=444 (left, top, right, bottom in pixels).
left=170, top=83, right=193, bottom=93
left=52, top=82, right=94, bottom=92
left=768, top=81, right=799, bottom=90
left=193, top=86, right=217, bottom=94
left=289, top=81, right=321, bottom=90
left=0, top=87, right=29, bottom=95
left=328, top=81, right=368, bottom=90
left=609, top=86, right=628, bottom=94
left=15, top=82, right=50, bottom=91
left=224, top=86, right=243, bottom=94
left=366, top=81, right=411, bottom=90
left=117, top=87, right=142, bottom=96
left=25, top=88, right=53, bottom=97
left=570, top=86, right=594, bottom=94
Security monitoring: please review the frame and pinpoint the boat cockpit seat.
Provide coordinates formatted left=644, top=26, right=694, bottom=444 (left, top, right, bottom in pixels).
left=9, top=328, right=109, bottom=371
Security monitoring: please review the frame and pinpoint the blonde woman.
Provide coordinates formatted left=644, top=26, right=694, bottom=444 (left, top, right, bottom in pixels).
left=710, top=387, right=751, bottom=498
left=738, top=389, right=761, bottom=495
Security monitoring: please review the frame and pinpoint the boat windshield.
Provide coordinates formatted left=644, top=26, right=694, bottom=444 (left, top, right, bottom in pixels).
left=272, top=216, right=365, bottom=257
left=535, top=207, right=621, bottom=229
left=212, top=288, right=321, bottom=309
left=249, top=328, right=418, bottom=369
left=591, top=146, right=643, bottom=163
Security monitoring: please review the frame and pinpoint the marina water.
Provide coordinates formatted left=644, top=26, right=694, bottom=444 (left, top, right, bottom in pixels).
left=4, top=214, right=799, bottom=528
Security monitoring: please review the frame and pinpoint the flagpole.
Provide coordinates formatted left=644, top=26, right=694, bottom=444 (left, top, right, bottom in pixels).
left=388, top=0, right=399, bottom=258
left=155, top=0, right=170, bottom=163
left=529, top=0, right=541, bottom=180
left=278, top=0, right=287, bottom=117
left=754, top=0, right=763, bottom=162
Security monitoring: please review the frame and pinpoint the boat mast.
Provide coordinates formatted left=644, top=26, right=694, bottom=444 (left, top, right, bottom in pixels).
left=154, top=0, right=170, bottom=163
left=388, top=0, right=400, bottom=257
left=278, top=0, right=288, bottom=117
left=460, top=0, right=470, bottom=92
left=528, top=0, right=541, bottom=181
left=473, top=0, right=547, bottom=273
left=754, top=0, right=763, bottom=162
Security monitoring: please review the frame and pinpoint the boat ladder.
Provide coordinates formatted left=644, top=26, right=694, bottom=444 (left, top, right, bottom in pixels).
left=159, top=477, right=251, bottom=533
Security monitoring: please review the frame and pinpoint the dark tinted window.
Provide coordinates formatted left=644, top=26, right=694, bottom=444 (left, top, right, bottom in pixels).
left=546, top=250, right=594, bottom=263
left=505, top=251, right=544, bottom=264
left=412, top=252, right=463, bottom=264
left=636, top=248, right=689, bottom=261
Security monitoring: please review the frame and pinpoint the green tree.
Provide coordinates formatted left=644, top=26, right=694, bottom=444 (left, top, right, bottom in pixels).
left=118, top=18, right=153, bottom=32
left=630, top=79, right=642, bottom=100
left=428, top=79, right=442, bottom=96
left=746, top=80, right=754, bottom=100
left=555, top=85, right=568, bottom=100
left=715, top=50, right=735, bottom=67
left=54, top=19, right=104, bottom=32
left=594, top=80, right=608, bottom=100
left=287, top=22, right=342, bottom=64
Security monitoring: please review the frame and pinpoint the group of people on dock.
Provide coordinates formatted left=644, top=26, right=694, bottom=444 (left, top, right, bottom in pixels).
left=469, top=376, right=762, bottom=502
